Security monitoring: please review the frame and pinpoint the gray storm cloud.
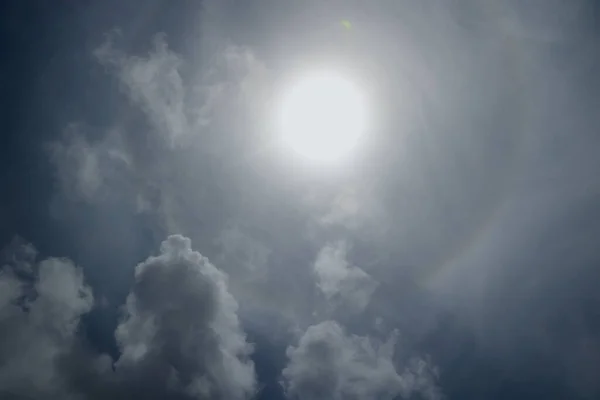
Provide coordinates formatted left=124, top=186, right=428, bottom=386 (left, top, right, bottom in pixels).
left=282, top=320, right=442, bottom=400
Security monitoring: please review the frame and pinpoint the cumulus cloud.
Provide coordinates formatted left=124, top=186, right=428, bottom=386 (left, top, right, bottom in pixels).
left=0, top=235, right=256, bottom=400
left=113, top=234, right=256, bottom=400
left=0, top=238, right=94, bottom=399
left=313, top=242, right=378, bottom=313
left=282, top=321, right=442, bottom=400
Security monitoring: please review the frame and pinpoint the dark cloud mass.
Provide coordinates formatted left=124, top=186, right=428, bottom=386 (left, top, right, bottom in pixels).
left=2, top=0, right=600, bottom=399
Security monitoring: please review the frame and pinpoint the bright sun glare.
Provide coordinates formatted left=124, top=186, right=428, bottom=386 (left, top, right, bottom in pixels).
left=279, top=71, right=367, bottom=163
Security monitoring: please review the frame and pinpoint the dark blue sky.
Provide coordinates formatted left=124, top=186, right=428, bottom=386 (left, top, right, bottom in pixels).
left=1, top=1, right=600, bottom=399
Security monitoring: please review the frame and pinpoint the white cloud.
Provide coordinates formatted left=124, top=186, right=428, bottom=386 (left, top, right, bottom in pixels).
left=114, top=234, right=256, bottom=400
left=51, top=32, right=272, bottom=245
left=95, top=33, right=189, bottom=148
left=313, top=242, right=378, bottom=313
left=282, top=321, right=442, bottom=400
left=94, top=31, right=268, bottom=152
left=0, top=235, right=257, bottom=400
left=0, top=239, right=94, bottom=399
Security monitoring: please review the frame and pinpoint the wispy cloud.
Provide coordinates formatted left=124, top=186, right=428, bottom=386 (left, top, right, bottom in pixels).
left=313, top=241, right=378, bottom=313
left=93, top=30, right=268, bottom=152
left=49, top=124, right=132, bottom=204
left=95, top=33, right=190, bottom=148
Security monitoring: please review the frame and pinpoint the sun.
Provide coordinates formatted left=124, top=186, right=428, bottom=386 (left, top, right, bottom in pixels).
left=278, top=71, right=367, bottom=163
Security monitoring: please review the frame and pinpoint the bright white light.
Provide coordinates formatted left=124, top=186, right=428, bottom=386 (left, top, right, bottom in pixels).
left=278, top=71, right=367, bottom=163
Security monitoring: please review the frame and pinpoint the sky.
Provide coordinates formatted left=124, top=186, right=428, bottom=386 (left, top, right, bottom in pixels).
left=1, top=0, right=600, bottom=399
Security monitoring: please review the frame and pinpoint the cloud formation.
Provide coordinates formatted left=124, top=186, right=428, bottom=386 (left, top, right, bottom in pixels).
left=113, top=234, right=256, bottom=400
left=93, top=31, right=268, bottom=153
left=95, top=33, right=189, bottom=148
left=282, top=320, right=442, bottom=400
left=313, top=242, right=378, bottom=313
left=0, top=238, right=94, bottom=399
left=49, top=124, right=132, bottom=204
left=51, top=29, right=273, bottom=236
left=0, top=235, right=256, bottom=400
left=13, top=0, right=600, bottom=398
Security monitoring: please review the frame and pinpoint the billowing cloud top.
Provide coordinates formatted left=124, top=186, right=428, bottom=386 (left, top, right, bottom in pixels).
left=0, top=236, right=256, bottom=400
left=115, top=234, right=256, bottom=400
